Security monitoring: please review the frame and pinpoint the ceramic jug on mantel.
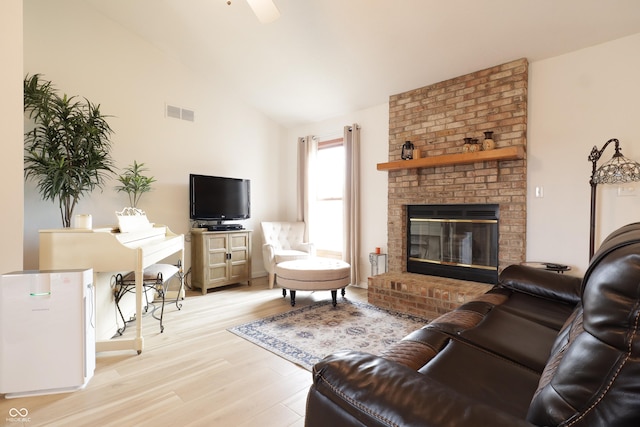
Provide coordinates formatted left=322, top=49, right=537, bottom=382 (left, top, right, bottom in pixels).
left=482, top=131, right=496, bottom=150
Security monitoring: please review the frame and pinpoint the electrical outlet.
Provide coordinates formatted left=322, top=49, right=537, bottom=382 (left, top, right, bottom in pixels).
left=535, top=186, right=544, bottom=198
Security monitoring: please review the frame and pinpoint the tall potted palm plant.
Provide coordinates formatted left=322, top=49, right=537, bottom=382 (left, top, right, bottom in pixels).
left=23, top=74, right=115, bottom=227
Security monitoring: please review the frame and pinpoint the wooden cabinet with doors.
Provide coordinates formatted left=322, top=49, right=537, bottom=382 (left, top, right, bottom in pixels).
left=191, top=228, right=252, bottom=294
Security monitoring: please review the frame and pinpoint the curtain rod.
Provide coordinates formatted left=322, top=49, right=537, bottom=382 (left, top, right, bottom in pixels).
left=316, top=130, right=342, bottom=141
left=303, top=124, right=359, bottom=141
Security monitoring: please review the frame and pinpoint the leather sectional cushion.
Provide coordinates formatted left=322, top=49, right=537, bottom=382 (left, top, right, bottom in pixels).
left=418, top=340, right=541, bottom=418
left=494, top=290, right=577, bottom=330
left=457, top=307, right=559, bottom=372
left=309, top=351, right=535, bottom=427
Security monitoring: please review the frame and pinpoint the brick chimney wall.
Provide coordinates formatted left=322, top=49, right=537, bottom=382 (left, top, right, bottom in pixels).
left=386, top=58, right=528, bottom=274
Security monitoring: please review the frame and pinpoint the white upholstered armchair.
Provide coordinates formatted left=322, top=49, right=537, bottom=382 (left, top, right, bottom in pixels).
left=261, top=221, right=315, bottom=288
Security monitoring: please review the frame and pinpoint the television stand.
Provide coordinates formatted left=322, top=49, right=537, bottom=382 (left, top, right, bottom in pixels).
left=191, top=228, right=252, bottom=294
left=206, top=224, right=244, bottom=231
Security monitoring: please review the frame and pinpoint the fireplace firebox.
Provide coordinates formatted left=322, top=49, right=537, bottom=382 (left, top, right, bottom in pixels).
left=407, top=204, right=499, bottom=284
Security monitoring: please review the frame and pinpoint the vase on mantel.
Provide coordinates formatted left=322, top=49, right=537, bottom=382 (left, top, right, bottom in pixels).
left=462, top=137, right=473, bottom=153
left=482, top=131, right=496, bottom=150
left=468, top=138, right=480, bottom=153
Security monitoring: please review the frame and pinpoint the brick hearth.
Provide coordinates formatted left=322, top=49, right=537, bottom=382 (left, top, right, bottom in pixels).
left=369, top=58, right=528, bottom=314
left=368, top=272, right=493, bottom=318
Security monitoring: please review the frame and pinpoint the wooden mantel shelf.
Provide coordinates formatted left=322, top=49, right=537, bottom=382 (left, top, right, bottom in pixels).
left=376, top=146, right=525, bottom=171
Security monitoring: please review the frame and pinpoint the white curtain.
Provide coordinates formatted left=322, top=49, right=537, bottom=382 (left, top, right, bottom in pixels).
left=297, top=135, right=317, bottom=242
left=343, top=124, right=360, bottom=286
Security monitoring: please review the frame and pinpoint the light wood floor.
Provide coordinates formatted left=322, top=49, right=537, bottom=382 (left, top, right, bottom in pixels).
left=0, top=277, right=368, bottom=427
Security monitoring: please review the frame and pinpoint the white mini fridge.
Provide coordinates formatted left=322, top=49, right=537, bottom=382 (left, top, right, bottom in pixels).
left=0, top=269, right=95, bottom=398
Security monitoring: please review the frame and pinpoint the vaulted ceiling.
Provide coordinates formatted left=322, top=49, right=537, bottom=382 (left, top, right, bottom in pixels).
left=86, top=0, right=640, bottom=127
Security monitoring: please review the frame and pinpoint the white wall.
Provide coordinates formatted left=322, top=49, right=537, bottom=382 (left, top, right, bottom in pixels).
left=23, top=0, right=286, bottom=277
left=287, top=104, right=389, bottom=286
left=0, top=0, right=24, bottom=275
left=527, top=33, right=640, bottom=274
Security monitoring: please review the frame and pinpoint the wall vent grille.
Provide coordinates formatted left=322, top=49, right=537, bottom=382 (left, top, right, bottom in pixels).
left=166, top=104, right=195, bottom=122
left=181, top=108, right=195, bottom=122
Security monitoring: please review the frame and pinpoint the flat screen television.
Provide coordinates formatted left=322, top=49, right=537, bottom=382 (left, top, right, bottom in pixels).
left=189, top=174, right=250, bottom=223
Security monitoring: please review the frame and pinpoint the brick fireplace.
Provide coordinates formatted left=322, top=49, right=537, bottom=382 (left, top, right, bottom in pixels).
left=369, top=58, right=528, bottom=317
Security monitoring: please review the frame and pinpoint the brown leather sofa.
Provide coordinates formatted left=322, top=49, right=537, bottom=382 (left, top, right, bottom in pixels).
left=305, top=222, right=640, bottom=427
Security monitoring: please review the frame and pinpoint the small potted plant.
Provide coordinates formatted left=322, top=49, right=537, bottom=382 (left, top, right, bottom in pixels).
left=115, top=161, right=156, bottom=208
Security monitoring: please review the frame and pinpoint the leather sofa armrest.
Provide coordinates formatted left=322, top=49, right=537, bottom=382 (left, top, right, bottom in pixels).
left=306, top=351, right=536, bottom=427
left=499, top=264, right=582, bottom=305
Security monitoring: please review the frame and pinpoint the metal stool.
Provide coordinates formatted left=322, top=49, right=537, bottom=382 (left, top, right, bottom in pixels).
left=114, top=263, right=181, bottom=334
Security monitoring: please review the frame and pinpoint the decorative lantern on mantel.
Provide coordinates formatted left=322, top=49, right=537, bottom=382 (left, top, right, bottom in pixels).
left=401, top=140, right=414, bottom=160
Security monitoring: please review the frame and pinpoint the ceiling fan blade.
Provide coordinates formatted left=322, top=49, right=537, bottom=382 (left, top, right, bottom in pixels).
left=246, top=0, right=280, bottom=24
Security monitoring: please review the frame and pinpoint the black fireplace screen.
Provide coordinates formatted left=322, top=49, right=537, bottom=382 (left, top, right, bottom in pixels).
left=407, top=204, right=499, bottom=284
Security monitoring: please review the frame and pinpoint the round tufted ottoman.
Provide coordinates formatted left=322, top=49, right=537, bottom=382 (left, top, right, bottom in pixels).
left=275, top=258, right=350, bottom=306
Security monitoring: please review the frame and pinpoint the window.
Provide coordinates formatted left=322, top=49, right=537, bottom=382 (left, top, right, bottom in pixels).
left=312, top=138, right=344, bottom=258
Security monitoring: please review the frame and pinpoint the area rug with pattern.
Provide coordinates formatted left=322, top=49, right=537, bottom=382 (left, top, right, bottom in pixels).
left=228, top=300, right=430, bottom=371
